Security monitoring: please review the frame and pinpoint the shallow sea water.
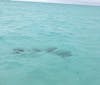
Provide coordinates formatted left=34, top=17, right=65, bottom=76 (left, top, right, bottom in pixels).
left=0, top=1, right=100, bottom=85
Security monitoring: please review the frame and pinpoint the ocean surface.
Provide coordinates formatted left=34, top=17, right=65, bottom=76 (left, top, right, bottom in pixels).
left=0, top=1, right=100, bottom=85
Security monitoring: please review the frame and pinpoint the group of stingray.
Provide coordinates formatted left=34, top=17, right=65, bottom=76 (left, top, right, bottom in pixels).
left=12, top=47, right=72, bottom=58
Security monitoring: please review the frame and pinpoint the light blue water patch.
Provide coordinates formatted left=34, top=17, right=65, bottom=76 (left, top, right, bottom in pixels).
left=0, top=1, right=100, bottom=85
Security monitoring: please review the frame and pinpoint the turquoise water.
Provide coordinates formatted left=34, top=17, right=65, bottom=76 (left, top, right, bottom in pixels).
left=0, top=1, right=100, bottom=85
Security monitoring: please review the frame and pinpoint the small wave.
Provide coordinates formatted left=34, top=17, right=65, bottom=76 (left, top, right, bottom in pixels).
left=12, top=0, right=100, bottom=6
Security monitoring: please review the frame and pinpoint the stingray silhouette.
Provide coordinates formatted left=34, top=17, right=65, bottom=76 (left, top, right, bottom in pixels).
left=13, top=48, right=25, bottom=54
left=46, top=47, right=58, bottom=53
left=54, top=50, right=72, bottom=58
left=32, top=48, right=42, bottom=52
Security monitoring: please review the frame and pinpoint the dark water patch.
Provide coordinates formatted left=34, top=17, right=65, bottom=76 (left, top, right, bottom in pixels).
left=54, top=50, right=72, bottom=58
left=76, top=72, right=80, bottom=75
left=0, top=36, right=3, bottom=39
left=46, top=47, right=58, bottom=53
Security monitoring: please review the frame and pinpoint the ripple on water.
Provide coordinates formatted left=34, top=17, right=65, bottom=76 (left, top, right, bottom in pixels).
left=0, top=61, right=23, bottom=71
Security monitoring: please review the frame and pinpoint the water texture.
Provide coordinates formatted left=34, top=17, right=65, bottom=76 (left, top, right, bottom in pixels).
left=0, top=2, right=100, bottom=85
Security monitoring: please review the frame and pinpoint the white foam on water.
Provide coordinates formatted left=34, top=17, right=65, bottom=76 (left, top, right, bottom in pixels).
left=12, top=0, right=100, bottom=6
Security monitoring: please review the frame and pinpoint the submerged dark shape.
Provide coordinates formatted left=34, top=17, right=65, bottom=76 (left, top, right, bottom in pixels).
left=32, top=48, right=42, bottom=52
left=13, top=48, right=24, bottom=54
left=54, top=50, right=72, bottom=58
left=46, top=47, right=58, bottom=53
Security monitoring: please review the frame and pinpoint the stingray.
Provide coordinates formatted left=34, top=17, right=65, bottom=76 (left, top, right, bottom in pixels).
left=13, top=48, right=25, bottom=54
left=54, top=50, right=72, bottom=58
left=32, top=48, right=42, bottom=52
left=46, top=47, right=58, bottom=53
